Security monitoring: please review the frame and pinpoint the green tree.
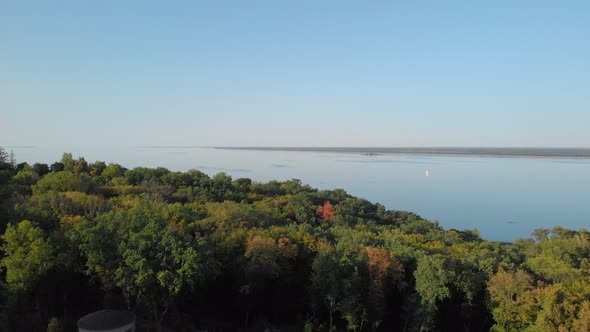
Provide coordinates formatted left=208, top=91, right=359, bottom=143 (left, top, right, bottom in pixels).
left=33, top=171, right=94, bottom=194
left=526, top=254, right=580, bottom=282
left=88, top=160, right=105, bottom=176
left=1, top=220, right=54, bottom=291
left=31, top=163, right=50, bottom=177
left=49, top=162, right=64, bottom=173
left=413, top=254, right=455, bottom=330
left=0, top=147, right=9, bottom=170
left=60, top=153, right=75, bottom=172
left=573, top=301, right=590, bottom=332
left=100, top=163, right=125, bottom=184
left=0, top=147, right=15, bottom=230
left=73, top=157, right=89, bottom=174
left=487, top=269, right=537, bottom=331
left=74, top=198, right=203, bottom=331
left=414, top=255, right=454, bottom=306
left=311, top=241, right=344, bottom=331
left=1, top=220, right=57, bottom=326
left=13, top=167, right=40, bottom=186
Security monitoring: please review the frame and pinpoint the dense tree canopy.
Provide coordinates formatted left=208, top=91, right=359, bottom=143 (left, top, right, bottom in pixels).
left=0, top=149, right=588, bottom=332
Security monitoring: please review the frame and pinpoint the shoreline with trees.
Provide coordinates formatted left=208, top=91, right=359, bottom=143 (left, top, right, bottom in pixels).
left=0, top=147, right=589, bottom=331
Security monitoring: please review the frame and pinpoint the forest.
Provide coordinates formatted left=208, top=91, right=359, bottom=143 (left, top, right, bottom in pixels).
left=0, top=147, right=589, bottom=332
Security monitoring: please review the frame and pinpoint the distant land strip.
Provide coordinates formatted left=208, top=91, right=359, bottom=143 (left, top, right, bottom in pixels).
left=214, top=147, right=590, bottom=158
left=4, top=145, right=36, bottom=148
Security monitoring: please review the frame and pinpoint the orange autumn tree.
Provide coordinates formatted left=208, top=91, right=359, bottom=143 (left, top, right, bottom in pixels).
left=365, top=247, right=404, bottom=329
left=316, top=201, right=335, bottom=220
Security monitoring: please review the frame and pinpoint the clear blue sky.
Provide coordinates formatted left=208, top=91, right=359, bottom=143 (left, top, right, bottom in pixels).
left=1, top=1, right=589, bottom=147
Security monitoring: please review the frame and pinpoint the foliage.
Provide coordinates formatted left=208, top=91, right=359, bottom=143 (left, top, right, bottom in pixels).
left=46, top=317, right=63, bottom=332
left=316, top=201, right=335, bottom=221
left=414, top=254, right=454, bottom=306
left=0, top=150, right=588, bottom=331
left=33, top=171, right=95, bottom=194
left=1, top=220, right=54, bottom=291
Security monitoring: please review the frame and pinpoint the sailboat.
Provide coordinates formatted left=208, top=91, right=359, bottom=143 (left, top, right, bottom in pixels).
left=425, top=170, right=430, bottom=177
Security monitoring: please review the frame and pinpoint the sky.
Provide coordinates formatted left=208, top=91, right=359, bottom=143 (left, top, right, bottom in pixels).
left=1, top=1, right=589, bottom=148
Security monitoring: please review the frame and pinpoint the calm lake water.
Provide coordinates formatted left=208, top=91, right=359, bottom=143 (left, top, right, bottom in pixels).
left=9, top=146, right=590, bottom=242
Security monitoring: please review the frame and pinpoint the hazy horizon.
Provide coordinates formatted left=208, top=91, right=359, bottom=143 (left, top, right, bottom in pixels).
left=3, top=145, right=590, bottom=149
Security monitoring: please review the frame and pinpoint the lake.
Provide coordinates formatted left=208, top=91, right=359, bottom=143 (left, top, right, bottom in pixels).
left=8, top=146, right=590, bottom=242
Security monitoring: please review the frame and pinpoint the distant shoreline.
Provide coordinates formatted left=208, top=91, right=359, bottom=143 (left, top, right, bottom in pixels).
left=213, top=147, right=590, bottom=159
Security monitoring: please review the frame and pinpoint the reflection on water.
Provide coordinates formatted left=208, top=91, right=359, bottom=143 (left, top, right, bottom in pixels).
left=8, top=146, right=590, bottom=242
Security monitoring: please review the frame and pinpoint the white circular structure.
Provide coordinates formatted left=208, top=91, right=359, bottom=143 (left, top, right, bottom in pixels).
left=77, top=310, right=136, bottom=332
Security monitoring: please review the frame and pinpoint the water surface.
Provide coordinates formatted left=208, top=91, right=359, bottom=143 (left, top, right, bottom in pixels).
left=9, top=146, right=590, bottom=242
